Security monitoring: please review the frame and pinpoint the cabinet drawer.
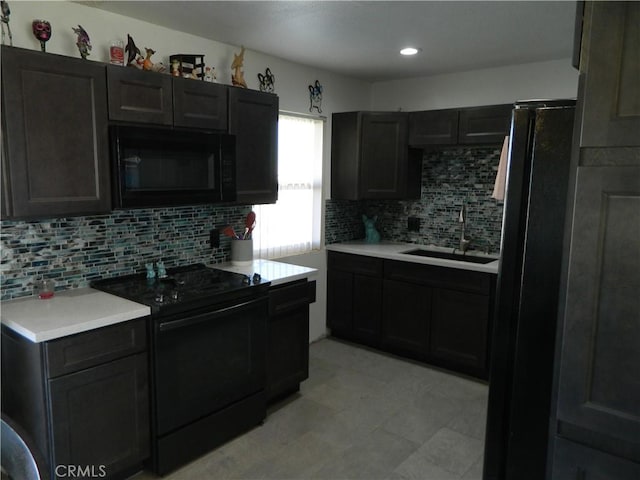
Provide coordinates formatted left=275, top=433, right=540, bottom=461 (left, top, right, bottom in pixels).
left=328, top=252, right=383, bottom=276
left=45, top=318, right=147, bottom=378
left=384, top=260, right=492, bottom=295
left=269, top=280, right=315, bottom=316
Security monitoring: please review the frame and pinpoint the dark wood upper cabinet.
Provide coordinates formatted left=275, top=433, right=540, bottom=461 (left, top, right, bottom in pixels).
left=331, top=111, right=421, bottom=200
left=458, top=104, right=512, bottom=144
left=409, top=109, right=458, bottom=146
left=107, top=67, right=228, bottom=131
left=578, top=1, right=640, bottom=147
left=228, top=87, right=279, bottom=204
left=107, top=65, right=173, bottom=125
left=172, top=76, right=228, bottom=130
left=409, top=104, right=511, bottom=147
left=1, top=46, right=111, bottom=219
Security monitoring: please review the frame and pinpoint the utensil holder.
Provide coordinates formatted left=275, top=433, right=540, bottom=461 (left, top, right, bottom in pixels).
left=231, top=239, right=253, bottom=266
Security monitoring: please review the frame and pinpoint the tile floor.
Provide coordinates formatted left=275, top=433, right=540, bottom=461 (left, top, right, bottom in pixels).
left=135, top=337, right=488, bottom=480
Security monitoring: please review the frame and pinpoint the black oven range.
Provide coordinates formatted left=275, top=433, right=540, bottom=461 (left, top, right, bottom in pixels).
left=92, top=264, right=271, bottom=475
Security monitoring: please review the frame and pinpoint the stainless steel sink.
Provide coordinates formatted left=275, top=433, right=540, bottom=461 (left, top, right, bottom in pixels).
left=401, top=249, right=497, bottom=264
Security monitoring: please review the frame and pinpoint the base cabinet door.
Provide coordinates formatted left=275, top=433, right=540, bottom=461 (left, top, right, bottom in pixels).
left=352, top=275, right=383, bottom=347
left=551, top=437, right=640, bottom=480
left=327, top=252, right=383, bottom=346
left=49, top=353, right=150, bottom=478
left=327, top=269, right=354, bottom=335
left=381, top=279, right=430, bottom=358
left=430, top=288, right=490, bottom=378
left=267, top=280, right=314, bottom=402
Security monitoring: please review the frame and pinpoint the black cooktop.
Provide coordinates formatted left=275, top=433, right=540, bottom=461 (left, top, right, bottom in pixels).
left=92, top=264, right=269, bottom=314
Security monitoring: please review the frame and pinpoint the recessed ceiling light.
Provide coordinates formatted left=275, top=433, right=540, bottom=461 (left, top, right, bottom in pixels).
left=400, top=47, right=420, bottom=56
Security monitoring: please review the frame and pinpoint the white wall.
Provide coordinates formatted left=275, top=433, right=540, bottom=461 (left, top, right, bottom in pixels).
left=371, top=59, right=579, bottom=111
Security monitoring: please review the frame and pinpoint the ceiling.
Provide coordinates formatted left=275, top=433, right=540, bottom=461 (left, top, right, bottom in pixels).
left=86, top=1, right=577, bottom=82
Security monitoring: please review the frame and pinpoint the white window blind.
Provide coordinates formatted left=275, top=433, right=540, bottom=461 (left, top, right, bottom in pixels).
left=252, top=114, right=324, bottom=259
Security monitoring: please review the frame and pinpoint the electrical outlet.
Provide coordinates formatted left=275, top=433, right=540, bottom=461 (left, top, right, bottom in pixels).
left=210, top=229, right=220, bottom=248
left=407, top=217, right=420, bottom=232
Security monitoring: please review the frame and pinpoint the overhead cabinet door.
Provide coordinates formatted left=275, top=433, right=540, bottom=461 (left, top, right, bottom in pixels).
left=107, top=65, right=173, bottom=125
left=228, top=88, right=279, bottom=204
left=1, top=46, right=111, bottom=218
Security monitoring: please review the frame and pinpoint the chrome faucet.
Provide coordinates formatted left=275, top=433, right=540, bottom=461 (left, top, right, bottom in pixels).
left=459, top=204, right=472, bottom=253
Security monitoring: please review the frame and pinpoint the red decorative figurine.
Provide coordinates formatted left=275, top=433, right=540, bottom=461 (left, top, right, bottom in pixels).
left=32, top=19, right=51, bottom=52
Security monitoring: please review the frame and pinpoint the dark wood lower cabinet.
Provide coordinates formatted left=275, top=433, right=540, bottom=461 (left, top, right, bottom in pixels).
left=1, top=319, right=150, bottom=479
left=327, top=251, right=495, bottom=379
left=352, top=276, right=383, bottom=347
left=267, top=279, right=316, bottom=402
left=430, top=288, right=490, bottom=377
left=327, top=252, right=383, bottom=348
left=381, top=279, right=430, bottom=358
left=49, top=353, right=149, bottom=476
left=326, top=269, right=354, bottom=335
left=551, top=437, right=640, bottom=479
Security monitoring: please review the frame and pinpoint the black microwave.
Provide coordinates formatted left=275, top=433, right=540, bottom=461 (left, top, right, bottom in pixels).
left=109, top=125, right=236, bottom=208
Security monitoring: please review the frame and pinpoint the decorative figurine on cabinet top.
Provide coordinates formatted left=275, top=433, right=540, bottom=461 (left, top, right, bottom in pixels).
left=363, top=215, right=381, bottom=244
left=72, top=25, right=91, bottom=59
left=204, top=66, right=217, bottom=82
left=1, top=1, right=13, bottom=46
left=32, top=19, right=51, bottom=52
left=125, top=33, right=141, bottom=66
left=258, top=67, right=275, bottom=93
left=231, top=46, right=247, bottom=88
left=309, top=79, right=323, bottom=113
left=171, top=58, right=180, bottom=76
left=141, top=47, right=156, bottom=70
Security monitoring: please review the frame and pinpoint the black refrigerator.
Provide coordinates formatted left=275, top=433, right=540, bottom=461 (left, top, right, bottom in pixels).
left=483, top=100, right=576, bottom=480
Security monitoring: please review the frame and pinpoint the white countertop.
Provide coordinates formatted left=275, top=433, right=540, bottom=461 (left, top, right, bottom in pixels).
left=1, top=260, right=317, bottom=343
left=0, top=288, right=150, bottom=343
left=326, top=241, right=500, bottom=274
left=212, top=259, right=318, bottom=286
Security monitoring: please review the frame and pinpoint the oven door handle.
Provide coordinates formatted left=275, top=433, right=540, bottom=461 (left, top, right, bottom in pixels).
left=158, top=298, right=263, bottom=332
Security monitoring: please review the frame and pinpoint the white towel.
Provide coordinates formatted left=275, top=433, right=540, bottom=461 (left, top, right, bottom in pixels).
left=492, top=136, right=510, bottom=201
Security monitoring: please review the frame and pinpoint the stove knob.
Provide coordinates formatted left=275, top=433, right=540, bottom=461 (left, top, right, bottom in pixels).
left=155, top=293, right=164, bottom=303
left=252, top=273, right=262, bottom=283
left=242, top=275, right=251, bottom=285
left=170, top=290, right=179, bottom=301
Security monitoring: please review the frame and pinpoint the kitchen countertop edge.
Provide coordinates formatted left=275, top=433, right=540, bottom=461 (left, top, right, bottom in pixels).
left=1, top=288, right=151, bottom=343
left=326, top=241, right=500, bottom=274
left=1, top=260, right=317, bottom=343
left=211, top=259, right=318, bottom=286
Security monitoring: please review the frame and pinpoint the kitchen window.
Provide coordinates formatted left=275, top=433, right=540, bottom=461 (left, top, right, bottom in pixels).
left=252, top=113, right=324, bottom=259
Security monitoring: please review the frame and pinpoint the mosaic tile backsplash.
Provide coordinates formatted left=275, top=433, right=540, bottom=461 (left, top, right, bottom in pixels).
left=326, top=146, right=504, bottom=253
left=0, top=205, right=251, bottom=300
